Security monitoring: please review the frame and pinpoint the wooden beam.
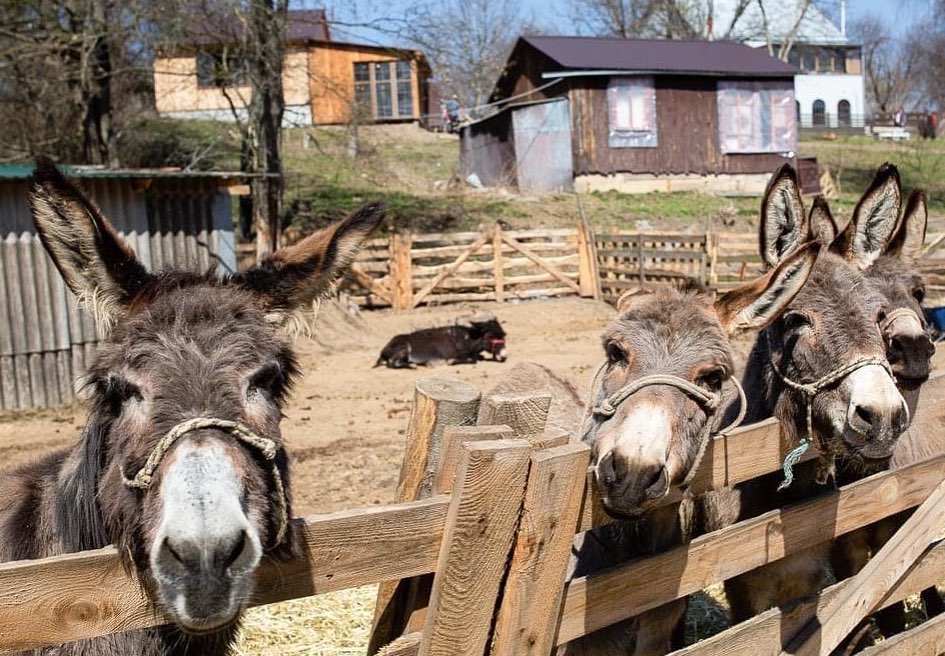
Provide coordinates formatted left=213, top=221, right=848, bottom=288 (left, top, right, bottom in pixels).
left=411, top=230, right=491, bottom=309
left=477, top=391, right=552, bottom=438
left=390, top=232, right=413, bottom=311
left=434, top=425, right=515, bottom=495
left=556, top=453, right=945, bottom=646
left=376, top=632, right=422, bottom=656
left=348, top=263, right=393, bottom=304
left=782, top=478, right=945, bottom=656
left=419, top=440, right=532, bottom=656
left=493, top=224, right=505, bottom=302
left=576, top=214, right=600, bottom=299
left=369, top=377, right=481, bottom=653
left=501, top=233, right=582, bottom=295
left=0, top=496, right=450, bottom=653
left=669, top=541, right=945, bottom=656
left=490, top=443, right=591, bottom=656
left=858, top=610, right=945, bottom=656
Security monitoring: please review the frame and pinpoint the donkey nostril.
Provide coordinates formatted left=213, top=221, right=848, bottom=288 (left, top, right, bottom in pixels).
left=643, top=466, right=669, bottom=500
left=220, top=530, right=248, bottom=571
left=597, top=452, right=616, bottom=487
left=854, top=404, right=876, bottom=429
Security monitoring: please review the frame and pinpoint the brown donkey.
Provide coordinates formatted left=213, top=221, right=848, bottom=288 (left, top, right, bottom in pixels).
left=0, top=161, right=384, bottom=656
left=716, top=164, right=910, bottom=624
left=558, top=242, right=819, bottom=656
left=823, top=166, right=940, bottom=646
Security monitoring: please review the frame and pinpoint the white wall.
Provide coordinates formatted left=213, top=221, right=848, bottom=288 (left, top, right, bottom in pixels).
left=794, top=74, right=866, bottom=128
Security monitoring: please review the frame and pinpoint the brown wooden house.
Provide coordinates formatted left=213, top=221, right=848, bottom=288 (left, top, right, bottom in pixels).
left=153, top=10, right=433, bottom=127
left=462, top=36, right=798, bottom=194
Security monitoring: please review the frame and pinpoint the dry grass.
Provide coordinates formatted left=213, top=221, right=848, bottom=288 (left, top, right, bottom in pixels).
left=234, top=586, right=376, bottom=656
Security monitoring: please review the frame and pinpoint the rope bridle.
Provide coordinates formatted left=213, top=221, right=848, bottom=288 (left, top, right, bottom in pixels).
left=124, top=417, right=289, bottom=548
left=586, top=363, right=747, bottom=488
left=879, top=307, right=924, bottom=336
left=765, top=331, right=905, bottom=490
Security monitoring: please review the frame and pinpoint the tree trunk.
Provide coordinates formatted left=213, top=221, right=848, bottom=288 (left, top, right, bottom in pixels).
left=248, top=0, right=288, bottom=262
left=83, top=0, right=117, bottom=166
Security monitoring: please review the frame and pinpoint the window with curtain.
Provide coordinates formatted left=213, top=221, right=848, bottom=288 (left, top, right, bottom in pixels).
left=607, top=77, right=658, bottom=148
left=717, top=82, right=796, bottom=154
left=353, top=60, right=415, bottom=120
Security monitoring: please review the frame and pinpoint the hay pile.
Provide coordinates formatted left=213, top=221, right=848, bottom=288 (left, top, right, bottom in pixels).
left=234, top=585, right=376, bottom=655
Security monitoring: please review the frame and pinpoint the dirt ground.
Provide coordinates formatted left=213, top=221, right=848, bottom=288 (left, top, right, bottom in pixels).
left=0, top=297, right=618, bottom=516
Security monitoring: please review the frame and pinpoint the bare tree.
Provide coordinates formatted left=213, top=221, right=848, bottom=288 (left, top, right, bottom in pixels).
left=853, top=15, right=920, bottom=116
left=396, top=0, right=524, bottom=112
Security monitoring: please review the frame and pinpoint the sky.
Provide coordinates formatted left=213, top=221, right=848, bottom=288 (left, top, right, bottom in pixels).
left=300, top=0, right=932, bottom=48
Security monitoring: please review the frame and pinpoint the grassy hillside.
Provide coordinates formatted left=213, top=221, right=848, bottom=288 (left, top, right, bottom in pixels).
left=131, top=119, right=945, bottom=236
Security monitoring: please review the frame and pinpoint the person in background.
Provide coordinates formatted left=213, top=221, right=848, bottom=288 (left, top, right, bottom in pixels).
left=893, top=107, right=906, bottom=127
left=445, top=95, right=461, bottom=133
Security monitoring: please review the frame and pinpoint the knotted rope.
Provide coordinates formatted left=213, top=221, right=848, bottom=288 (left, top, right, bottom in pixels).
left=766, top=331, right=903, bottom=490
left=587, top=364, right=747, bottom=487
left=124, top=417, right=289, bottom=548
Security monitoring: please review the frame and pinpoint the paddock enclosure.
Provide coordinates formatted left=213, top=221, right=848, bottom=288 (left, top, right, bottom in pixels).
left=4, top=360, right=945, bottom=655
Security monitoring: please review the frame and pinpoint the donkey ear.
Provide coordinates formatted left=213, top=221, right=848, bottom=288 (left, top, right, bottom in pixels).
left=715, top=241, right=820, bottom=335
left=887, top=189, right=927, bottom=263
left=807, top=196, right=838, bottom=246
left=615, top=287, right=654, bottom=312
left=235, top=202, right=386, bottom=313
left=836, top=162, right=901, bottom=269
left=760, top=164, right=807, bottom=268
left=28, top=158, right=152, bottom=331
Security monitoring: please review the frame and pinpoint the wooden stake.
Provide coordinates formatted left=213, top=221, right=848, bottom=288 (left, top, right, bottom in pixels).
left=493, top=223, right=505, bottom=302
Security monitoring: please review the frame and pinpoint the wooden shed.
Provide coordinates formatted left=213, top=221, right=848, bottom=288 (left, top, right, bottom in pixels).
left=463, top=36, right=799, bottom=194
left=153, top=9, right=433, bottom=127
left=0, top=166, right=238, bottom=411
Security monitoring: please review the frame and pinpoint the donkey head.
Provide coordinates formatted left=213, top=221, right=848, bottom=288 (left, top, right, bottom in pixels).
left=583, top=243, right=818, bottom=518
left=758, top=164, right=907, bottom=468
left=30, top=161, right=383, bottom=634
left=843, top=167, right=933, bottom=384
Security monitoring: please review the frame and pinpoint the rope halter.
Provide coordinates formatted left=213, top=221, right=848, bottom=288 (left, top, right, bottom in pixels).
left=879, top=307, right=925, bottom=337
left=588, top=363, right=747, bottom=487
left=124, top=417, right=289, bottom=548
left=766, top=331, right=905, bottom=490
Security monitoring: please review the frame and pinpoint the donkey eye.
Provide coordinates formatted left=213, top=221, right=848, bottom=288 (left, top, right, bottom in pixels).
left=605, top=342, right=627, bottom=365
left=913, top=285, right=926, bottom=303
left=102, top=374, right=142, bottom=409
left=696, top=368, right=725, bottom=392
left=783, top=312, right=811, bottom=332
left=247, top=363, right=287, bottom=400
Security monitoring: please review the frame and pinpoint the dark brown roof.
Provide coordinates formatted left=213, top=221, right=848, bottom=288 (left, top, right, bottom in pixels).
left=175, top=9, right=331, bottom=49
left=522, top=35, right=795, bottom=77
left=285, top=10, right=331, bottom=43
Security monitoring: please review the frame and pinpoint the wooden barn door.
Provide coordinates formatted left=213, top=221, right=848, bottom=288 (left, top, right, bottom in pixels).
left=512, top=99, right=573, bottom=193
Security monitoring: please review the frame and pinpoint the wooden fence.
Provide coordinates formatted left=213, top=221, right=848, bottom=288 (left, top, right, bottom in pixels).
left=4, top=372, right=945, bottom=656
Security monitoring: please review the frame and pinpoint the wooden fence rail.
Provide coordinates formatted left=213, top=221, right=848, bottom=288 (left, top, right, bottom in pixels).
left=3, top=373, right=945, bottom=655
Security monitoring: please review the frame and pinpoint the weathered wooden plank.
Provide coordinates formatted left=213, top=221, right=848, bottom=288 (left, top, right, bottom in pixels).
left=411, top=231, right=491, bottom=309
left=670, top=541, right=945, bottom=656
left=501, top=233, right=582, bottom=294
left=596, top=247, right=705, bottom=260
left=0, top=355, right=14, bottom=411
left=3, top=236, right=26, bottom=357
left=13, top=354, right=30, bottom=409
left=857, top=610, right=945, bottom=656
left=782, top=478, right=945, bottom=656
left=0, top=496, right=450, bottom=653
left=390, top=232, right=413, bottom=311
left=477, top=391, right=552, bottom=437
left=557, top=453, right=945, bottom=645
left=494, top=226, right=505, bottom=303
left=369, top=377, right=482, bottom=652
left=376, top=632, right=422, bottom=656
left=419, top=440, right=531, bottom=656
left=434, top=425, right=515, bottom=495
left=491, top=443, right=591, bottom=656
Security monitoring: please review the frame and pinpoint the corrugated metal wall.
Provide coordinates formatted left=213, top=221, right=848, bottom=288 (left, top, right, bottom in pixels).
left=0, top=177, right=235, bottom=411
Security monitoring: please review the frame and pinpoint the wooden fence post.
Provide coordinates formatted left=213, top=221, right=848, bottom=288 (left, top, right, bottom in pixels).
left=576, top=217, right=600, bottom=300
left=493, top=223, right=505, bottom=303
left=391, top=231, right=413, bottom=311
left=369, top=377, right=482, bottom=653
left=418, top=439, right=532, bottom=656
left=490, top=442, right=591, bottom=656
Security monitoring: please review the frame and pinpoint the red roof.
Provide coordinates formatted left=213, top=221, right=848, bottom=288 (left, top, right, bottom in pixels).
left=521, top=35, right=795, bottom=77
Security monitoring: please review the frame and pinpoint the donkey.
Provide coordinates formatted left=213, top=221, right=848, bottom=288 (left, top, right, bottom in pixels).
left=0, top=160, right=384, bottom=656
left=820, top=167, right=941, bottom=646
left=714, top=164, right=910, bottom=624
left=556, top=242, right=819, bottom=656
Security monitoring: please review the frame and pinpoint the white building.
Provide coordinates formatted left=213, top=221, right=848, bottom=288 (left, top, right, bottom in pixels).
left=713, top=0, right=866, bottom=129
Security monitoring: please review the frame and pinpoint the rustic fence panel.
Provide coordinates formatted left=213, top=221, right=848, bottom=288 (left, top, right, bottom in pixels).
left=4, top=372, right=945, bottom=656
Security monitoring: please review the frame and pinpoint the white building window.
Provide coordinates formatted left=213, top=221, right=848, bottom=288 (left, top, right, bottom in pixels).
left=607, top=77, right=657, bottom=148
left=717, top=82, right=796, bottom=154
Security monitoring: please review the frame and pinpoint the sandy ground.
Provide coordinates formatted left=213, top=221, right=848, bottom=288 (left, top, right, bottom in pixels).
left=0, top=297, right=617, bottom=516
